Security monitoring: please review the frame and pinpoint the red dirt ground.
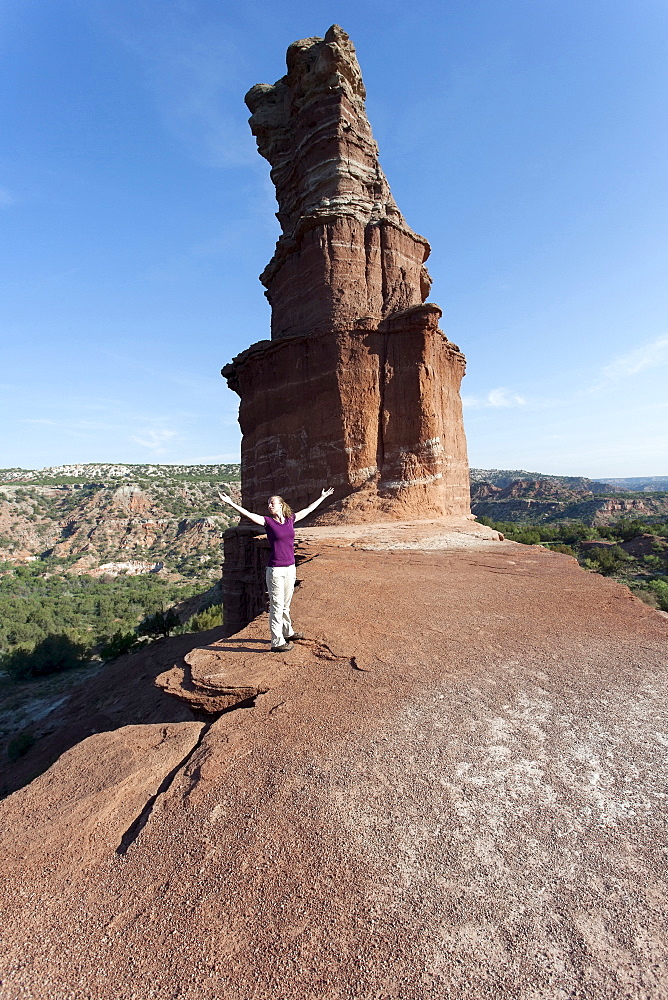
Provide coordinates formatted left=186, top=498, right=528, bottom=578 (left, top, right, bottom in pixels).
left=1, top=534, right=667, bottom=999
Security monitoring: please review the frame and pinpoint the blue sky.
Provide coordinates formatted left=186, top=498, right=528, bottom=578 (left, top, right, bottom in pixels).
left=1, top=0, right=666, bottom=476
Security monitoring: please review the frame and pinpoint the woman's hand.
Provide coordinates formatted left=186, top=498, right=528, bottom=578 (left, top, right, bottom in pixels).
left=218, top=492, right=264, bottom=526
left=294, top=486, right=334, bottom=522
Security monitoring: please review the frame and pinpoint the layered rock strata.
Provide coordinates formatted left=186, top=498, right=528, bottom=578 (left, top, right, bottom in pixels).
left=224, top=303, right=469, bottom=519
left=223, top=25, right=469, bottom=523
left=222, top=26, right=471, bottom=627
left=244, top=25, right=432, bottom=340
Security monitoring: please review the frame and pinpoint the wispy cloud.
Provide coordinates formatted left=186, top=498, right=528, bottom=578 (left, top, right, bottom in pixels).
left=597, top=334, right=668, bottom=384
left=462, top=387, right=526, bottom=409
left=94, top=3, right=255, bottom=168
left=0, top=188, right=15, bottom=208
left=488, top=388, right=526, bottom=407
left=130, top=428, right=178, bottom=454
left=22, top=417, right=124, bottom=432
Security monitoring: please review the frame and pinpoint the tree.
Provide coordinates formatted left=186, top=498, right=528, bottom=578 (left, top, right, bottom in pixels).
left=136, top=608, right=181, bottom=639
left=1, top=634, right=87, bottom=681
left=584, top=546, right=627, bottom=576
left=649, top=579, right=668, bottom=611
left=99, top=631, right=142, bottom=660
left=186, top=604, right=222, bottom=631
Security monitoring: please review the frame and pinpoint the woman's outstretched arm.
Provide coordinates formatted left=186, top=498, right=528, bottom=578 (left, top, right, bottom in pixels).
left=218, top=493, right=265, bottom=527
left=294, top=487, right=334, bottom=523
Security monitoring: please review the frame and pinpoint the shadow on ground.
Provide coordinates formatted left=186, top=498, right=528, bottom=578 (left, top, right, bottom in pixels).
left=0, top=626, right=233, bottom=798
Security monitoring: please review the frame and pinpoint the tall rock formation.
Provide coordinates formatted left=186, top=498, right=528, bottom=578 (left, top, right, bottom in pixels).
left=244, top=25, right=432, bottom=341
left=222, top=25, right=470, bottom=522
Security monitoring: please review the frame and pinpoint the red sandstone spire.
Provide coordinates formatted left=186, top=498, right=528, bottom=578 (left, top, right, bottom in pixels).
left=244, top=25, right=432, bottom=340
left=222, top=25, right=470, bottom=529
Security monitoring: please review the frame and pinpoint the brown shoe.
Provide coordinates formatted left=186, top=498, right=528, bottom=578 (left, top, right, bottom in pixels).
left=271, top=642, right=293, bottom=653
left=284, top=632, right=304, bottom=641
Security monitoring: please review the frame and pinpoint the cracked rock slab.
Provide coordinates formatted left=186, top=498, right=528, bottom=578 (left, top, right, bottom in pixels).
left=0, top=721, right=203, bottom=879
left=155, top=640, right=296, bottom=713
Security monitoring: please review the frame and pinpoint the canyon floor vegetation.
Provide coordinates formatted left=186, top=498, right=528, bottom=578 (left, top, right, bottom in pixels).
left=477, top=515, right=668, bottom=610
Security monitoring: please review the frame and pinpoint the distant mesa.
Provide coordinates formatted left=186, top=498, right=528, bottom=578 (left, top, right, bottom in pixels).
left=469, top=475, right=668, bottom=525
left=0, top=469, right=241, bottom=576
left=0, top=463, right=240, bottom=482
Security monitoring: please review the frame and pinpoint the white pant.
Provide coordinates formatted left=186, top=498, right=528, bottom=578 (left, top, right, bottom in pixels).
left=266, top=564, right=296, bottom=647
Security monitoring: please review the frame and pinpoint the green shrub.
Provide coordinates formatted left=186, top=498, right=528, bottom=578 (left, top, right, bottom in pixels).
left=548, top=544, right=576, bottom=556
left=634, top=587, right=659, bottom=608
left=584, top=546, right=628, bottom=576
left=598, top=518, right=647, bottom=542
left=648, top=579, right=668, bottom=611
left=99, top=631, right=143, bottom=660
left=476, top=517, right=599, bottom=546
left=510, top=529, right=542, bottom=545
left=1, top=634, right=87, bottom=681
left=7, top=730, right=35, bottom=761
left=188, top=604, right=222, bottom=631
left=136, top=608, right=181, bottom=639
left=558, top=522, right=600, bottom=544
left=0, top=569, right=199, bottom=654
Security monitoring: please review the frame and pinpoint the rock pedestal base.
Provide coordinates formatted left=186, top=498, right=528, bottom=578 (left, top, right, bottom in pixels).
left=221, top=525, right=269, bottom=637
left=223, top=304, right=470, bottom=522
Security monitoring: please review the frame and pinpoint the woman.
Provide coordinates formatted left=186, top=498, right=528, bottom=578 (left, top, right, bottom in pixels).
left=219, top=487, right=334, bottom=652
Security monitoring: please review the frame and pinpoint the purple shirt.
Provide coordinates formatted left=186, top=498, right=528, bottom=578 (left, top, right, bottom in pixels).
left=264, top=515, right=296, bottom=567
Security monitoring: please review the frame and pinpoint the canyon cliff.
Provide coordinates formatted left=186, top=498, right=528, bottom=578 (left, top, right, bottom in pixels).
left=470, top=478, right=668, bottom=526
left=222, top=26, right=469, bottom=522
left=0, top=469, right=240, bottom=576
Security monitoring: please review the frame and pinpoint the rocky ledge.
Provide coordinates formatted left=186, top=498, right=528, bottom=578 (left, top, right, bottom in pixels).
left=1, top=534, right=667, bottom=998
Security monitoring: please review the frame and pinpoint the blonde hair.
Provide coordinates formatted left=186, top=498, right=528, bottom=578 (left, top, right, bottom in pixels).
left=271, top=495, right=293, bottom=519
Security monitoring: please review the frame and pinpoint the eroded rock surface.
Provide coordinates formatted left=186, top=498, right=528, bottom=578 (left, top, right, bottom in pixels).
left=156, top=643, right=280, bottom=714
left=222, top=26, right=469, bottom=524
left=0, top=722, right=203, bottom=878
left=225, top=303, right=469, bottom=522
left=244, top=24, right=431, bottom=340
left=1, top=543, right=667, bottom=998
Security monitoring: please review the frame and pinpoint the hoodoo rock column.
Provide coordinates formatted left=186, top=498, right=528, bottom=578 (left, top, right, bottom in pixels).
left=222, top=25, right=471, bottom=628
